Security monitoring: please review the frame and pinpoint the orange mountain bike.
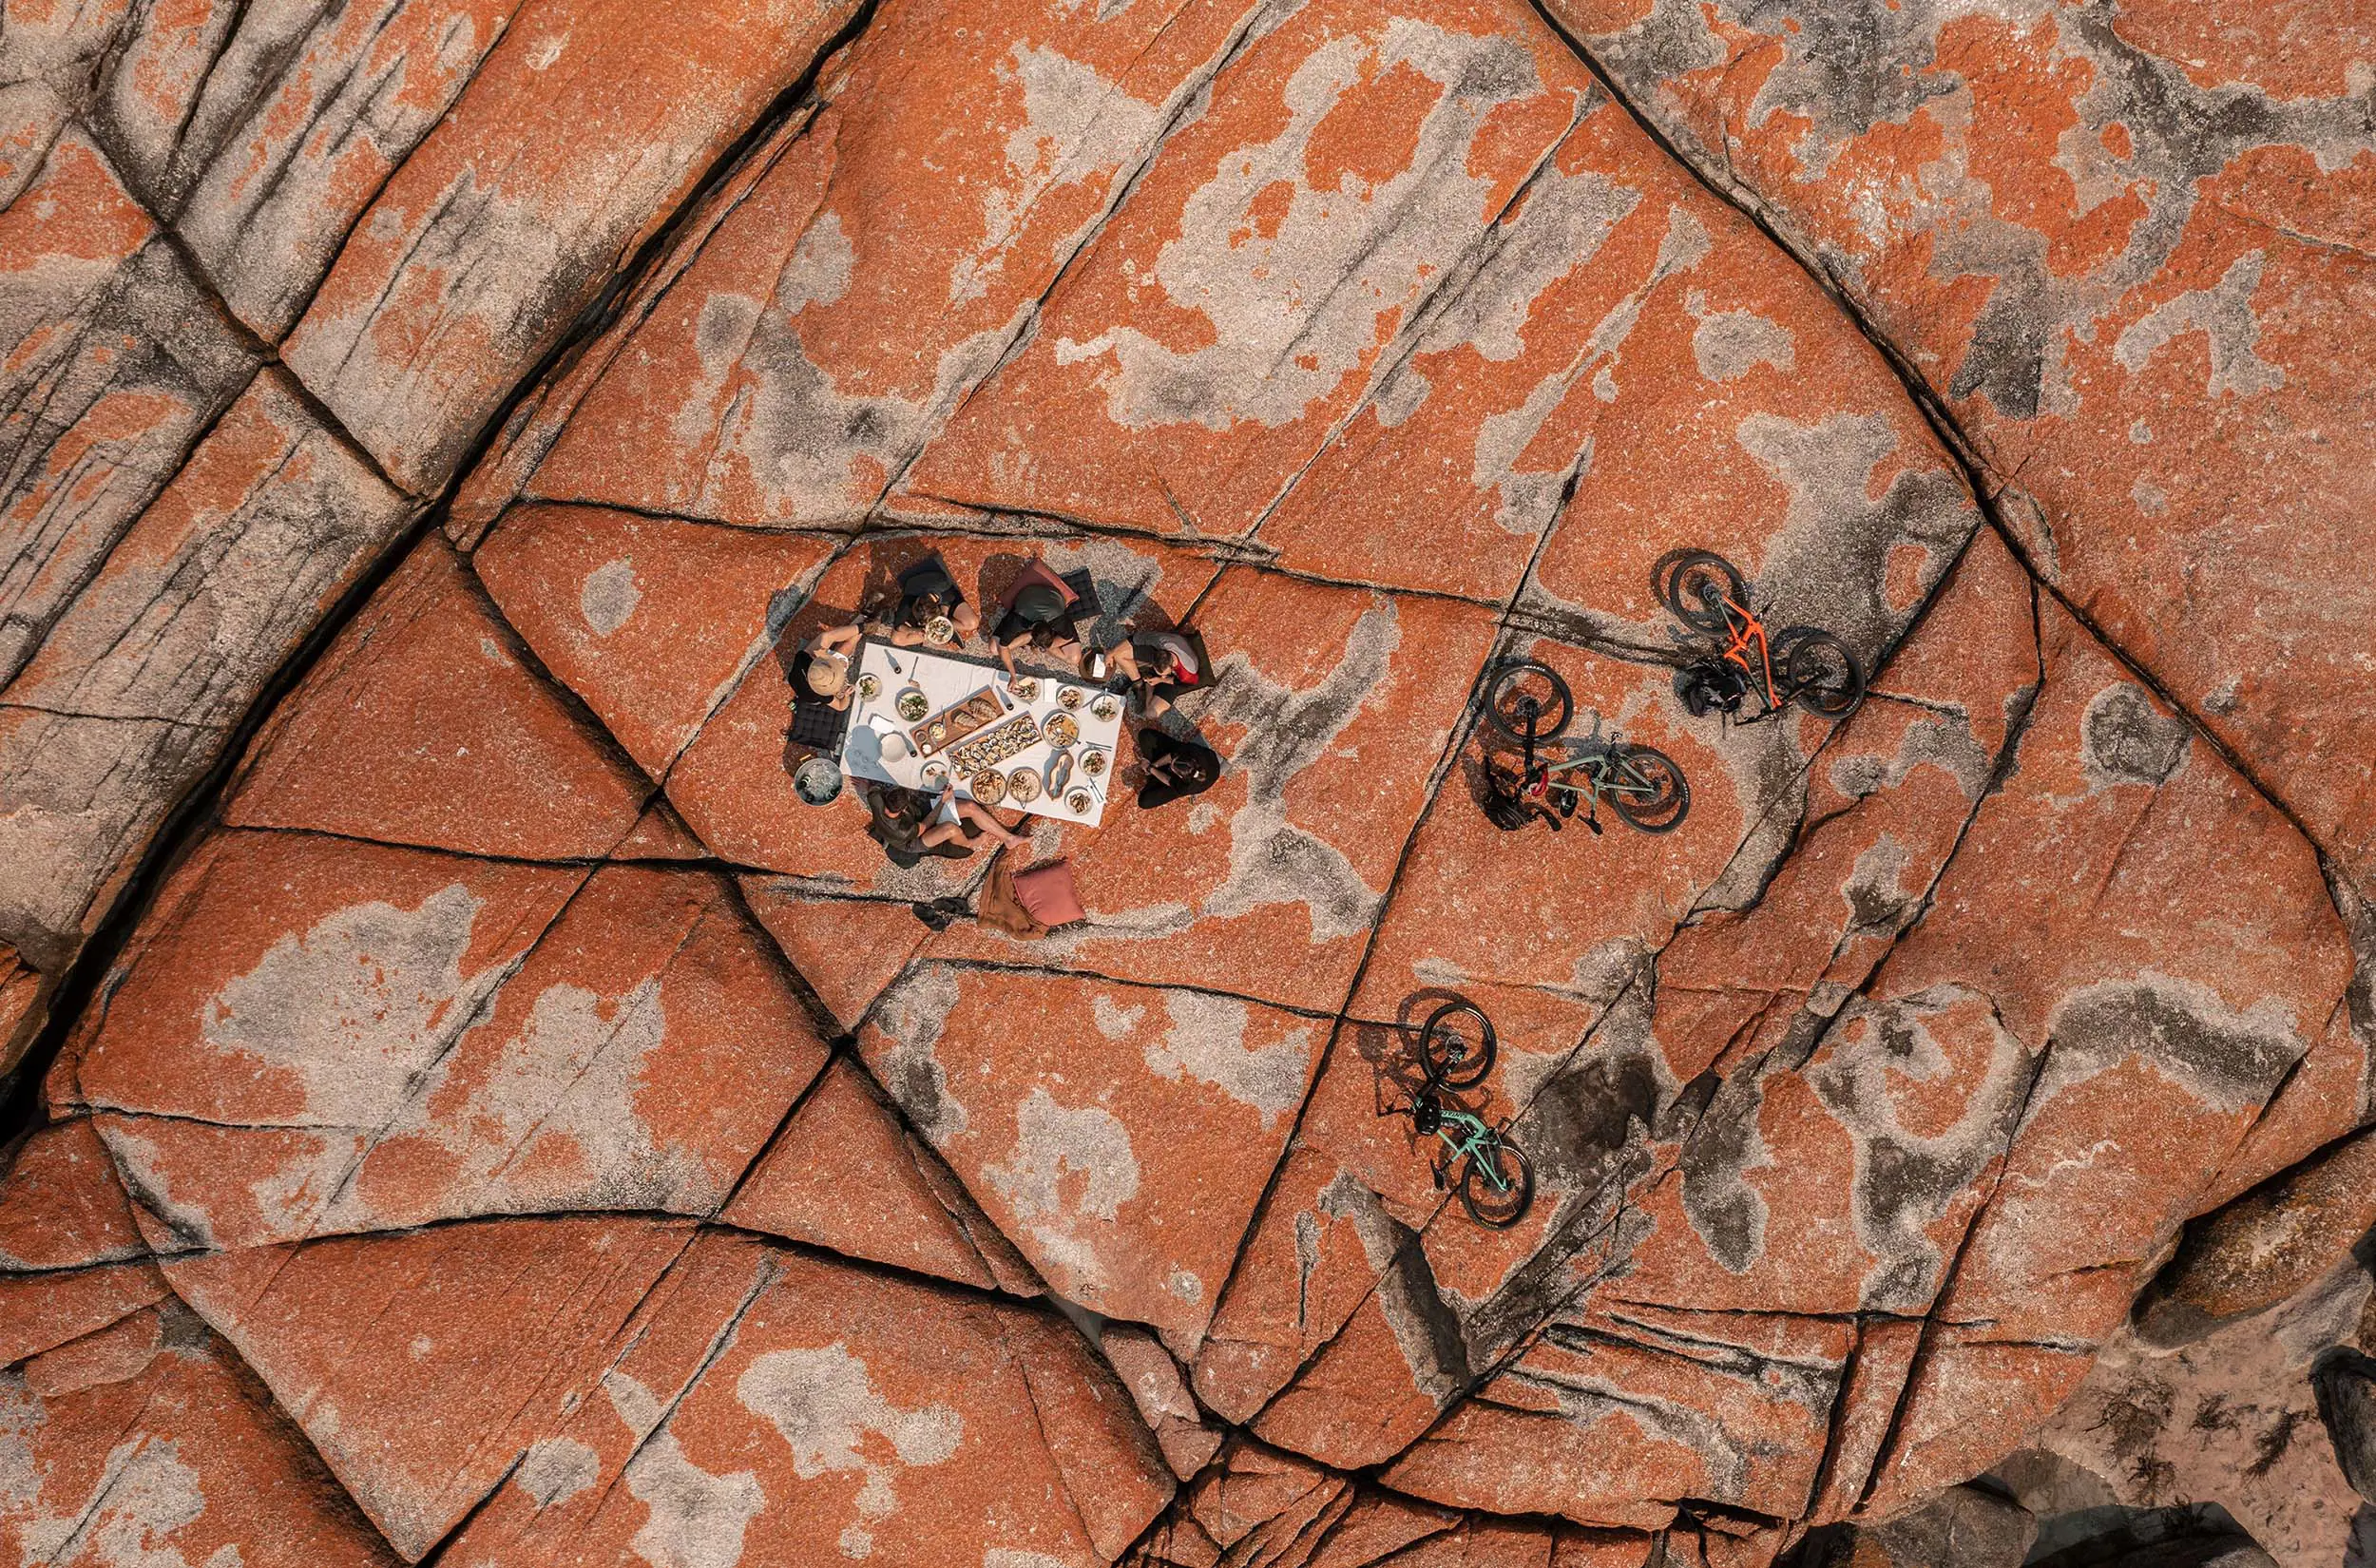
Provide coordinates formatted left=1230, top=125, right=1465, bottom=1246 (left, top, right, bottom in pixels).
left=1654, top=550, right=1864, bottom=724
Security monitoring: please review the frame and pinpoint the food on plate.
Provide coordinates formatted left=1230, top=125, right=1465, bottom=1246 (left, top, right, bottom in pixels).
left=1006, top=768, right=1042, bottom=804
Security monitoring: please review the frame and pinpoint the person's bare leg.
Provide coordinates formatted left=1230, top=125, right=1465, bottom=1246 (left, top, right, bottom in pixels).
left=955, top=799, right=1028, bottom=847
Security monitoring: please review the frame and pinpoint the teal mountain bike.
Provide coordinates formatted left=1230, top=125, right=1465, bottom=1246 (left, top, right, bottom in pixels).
left=1381, top=1001, right=1534, bottom=1228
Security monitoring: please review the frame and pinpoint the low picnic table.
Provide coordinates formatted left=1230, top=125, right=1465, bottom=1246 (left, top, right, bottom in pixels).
left=840, top=638, right=1126, bottom=827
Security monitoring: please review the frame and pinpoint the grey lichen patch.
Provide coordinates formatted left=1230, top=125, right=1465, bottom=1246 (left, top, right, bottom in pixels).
left=1830, top=705, right=2002, bottom=805
left=197, top=883, right=498, bottom=1128
left=579, top=559, right=642, bottom=638
left=1841, top=832, right=1920, bottom=939
left=1347, top=158, right=1639, bottom=539
left=2079, top=681, right=2191, bottom=791
left=1587, top=0, right=2372, bottom=425
left=1059, top=21, right=1553, bottom=432
left=1140, top=990, right=1313, bottom=1129
left=983, top=1086, right=1141, bottom=1291
left=1689, top=298, right=1796, bottom=382
left=0, top=1399, right=218, bottom=1565
left=953, top=43, right=1164, bottom=308
left=2041, top=974, right=2308, bottom=1118
left=621, top=1425, right=764, bottom=1568
left=678, top=282, right=1006, bottom=523
left=1805, top=985, right=2036, bottom=1310
left=1734, top=410, right=1975, bottom=660
left=737, top=1344, right=962, bottom=1560
left=1677, top=1061, right=1772, bottom=1274
left=515, top=1437, right=602, bottom=1508
left=355, top=973, right=712, bottom=1223
left=869, top=966, right=968, bottom=1143
left=2113, top=252, right=2285, bottom=399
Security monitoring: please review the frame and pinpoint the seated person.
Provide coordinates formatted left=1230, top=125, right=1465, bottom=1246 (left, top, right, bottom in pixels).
left=859, top=780, right=1027, bottom=870
left=885, top=560, right=980, bottom=647
left=993, top=561, right=1086, bottom=672
left=1137, top=728, right=1221, bottom=810
left=1109, top=626, right=1209, bottom=721
left=791, top=620, right=865, bottom=709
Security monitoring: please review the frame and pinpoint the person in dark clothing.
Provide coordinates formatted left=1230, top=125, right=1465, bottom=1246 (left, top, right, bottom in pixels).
left=886, top=560, right=980, bottom=646
left=1136, top=729, right=1221, bottom=811
left=1109, top=627, right=1209, bottom=719
left=992, top=561, right=1085, bottom=671
left=860, top=781, right=1025, bottom=869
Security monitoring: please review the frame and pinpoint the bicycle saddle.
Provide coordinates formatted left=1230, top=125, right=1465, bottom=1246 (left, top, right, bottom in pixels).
left=1411, top=1095, right=1443, bottom=1136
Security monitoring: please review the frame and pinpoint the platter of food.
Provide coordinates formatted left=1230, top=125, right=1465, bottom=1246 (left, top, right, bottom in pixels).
left=947, top=713, right=1042, bottom=774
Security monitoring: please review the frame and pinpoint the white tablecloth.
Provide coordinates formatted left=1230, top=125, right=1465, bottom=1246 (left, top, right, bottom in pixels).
left=839, top=640, right=1125, bottom=826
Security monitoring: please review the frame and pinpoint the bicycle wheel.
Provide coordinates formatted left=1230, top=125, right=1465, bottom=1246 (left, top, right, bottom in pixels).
left=1656, top=549, right=1748, bottom=632
left=1608, top=745, right=1690, bottom=833
left=1484, top=660, right=1573, bottom=744
left=1418, top=1000, right=1497, bottom=1089
left=1775, top=627, right=1865, bottom=717
left=1460, top=1137, right=1534, bottom=1228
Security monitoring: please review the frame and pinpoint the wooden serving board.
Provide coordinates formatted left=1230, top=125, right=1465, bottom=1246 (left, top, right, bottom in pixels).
left=948, top=713, right=1042, bottom=774
left=911, top=688, right=1006, bottom=758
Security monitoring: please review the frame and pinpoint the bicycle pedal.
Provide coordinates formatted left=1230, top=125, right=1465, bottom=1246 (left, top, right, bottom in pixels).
left=1587, top=818, right=1604, bottom=835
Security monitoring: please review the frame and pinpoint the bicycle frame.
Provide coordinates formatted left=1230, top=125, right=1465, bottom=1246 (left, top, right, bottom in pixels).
left=1426, top=1104, right=1517, bottom=1192
left=1707, top=591, right=1783, bottom=716
left=1509, top=715, right=1660, bottom=831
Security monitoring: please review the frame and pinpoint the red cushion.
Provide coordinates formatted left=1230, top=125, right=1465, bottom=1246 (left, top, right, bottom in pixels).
left=1010, top=860, right=1085, bottom=927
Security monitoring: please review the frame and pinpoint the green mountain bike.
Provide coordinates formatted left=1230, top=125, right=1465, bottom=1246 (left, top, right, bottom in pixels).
left=1479, top=660, right=1690, bottom=835
left=1380, top=1001, right=1534, bottom=1228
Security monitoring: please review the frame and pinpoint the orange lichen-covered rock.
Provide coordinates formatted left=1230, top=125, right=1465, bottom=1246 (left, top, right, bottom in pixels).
left=723, top=1055, right=1040, bottom=1295
left=78, top=844, right=827, bottom=1247
left=1551, top=0, right=2376, bottom=894
left=280, top=0, right=863, bottom=493
left=483, top=0, right=1265, bottom=528
left=163, top=1216, right=699, bottom=1558
left=1, top=1296, right=401, bottom=1568
left=1257, top=84, right=1975, bottom=612
left=473, top=502, right=842, bottom=775
left=92, top=0, right=523, bottom=338
left=862, top=963, right=1322, bottom=1350
left=905, top=0, right=1599, bottom=538
left=440, top=1233, right=1172, bottom=1568
left=225, top=538, right=652, bottom=859
left=0, top=1117, right=145, bottom=1271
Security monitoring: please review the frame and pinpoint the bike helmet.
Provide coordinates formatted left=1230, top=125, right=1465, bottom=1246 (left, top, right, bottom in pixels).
left=1677, top=664, right=1746, bottom=717
left=1411, top=1094, right=1443, bottom=1136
